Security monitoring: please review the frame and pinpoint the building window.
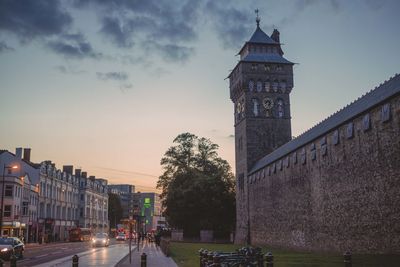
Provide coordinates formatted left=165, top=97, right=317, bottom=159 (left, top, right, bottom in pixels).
left=5, top=185, right=13, bottom=197
left=363, top=114, right=371, bottom=131
left=22, top=202, right=28, bottom=216
left=4, top=205, right=11, bottom=217
left=238, top=137, right=243, bottom=152
left=252, top=98, right=260, bottom=116
left=381, top=103, right=391, bottom=122
left=346, top=123, right=354, bottom=139
left=277, top=99, right=284, bottom=118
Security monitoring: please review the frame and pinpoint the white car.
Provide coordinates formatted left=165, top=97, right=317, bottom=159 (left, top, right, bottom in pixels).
left=116, top=233, right=126, bottom=241
left=92, top=233, right=110, bottom=247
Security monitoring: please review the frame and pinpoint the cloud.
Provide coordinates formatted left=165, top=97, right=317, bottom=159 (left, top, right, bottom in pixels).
left=0, top=0, right=72, bottom=42
left=205, top=1, right=253, bottom=49
left=100, top=16, right=136, bottom=48
left=96, top=71, right=128, bottom=81
left=150, top=67, right=170, bottom=78
left=46, top=33, right=102, bottom=59
left=54, top=65, right=86, bottom=75
left=150, top=43, right=195, bottom=63
left=0, top=41, right=14, bottom=53
left=119, top=83, right=133, bottom=92
left=79, top=0, right=200, bottom=63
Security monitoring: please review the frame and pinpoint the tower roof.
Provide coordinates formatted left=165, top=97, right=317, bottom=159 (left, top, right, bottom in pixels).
left=248, top=26, right=277, bottom=44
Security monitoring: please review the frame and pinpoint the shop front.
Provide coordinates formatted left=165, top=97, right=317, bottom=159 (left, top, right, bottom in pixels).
left=1, top=221, right=25, bottom=238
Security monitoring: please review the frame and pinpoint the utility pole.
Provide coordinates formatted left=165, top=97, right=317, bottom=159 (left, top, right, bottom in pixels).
left=129, top=218, right=133, bottom=264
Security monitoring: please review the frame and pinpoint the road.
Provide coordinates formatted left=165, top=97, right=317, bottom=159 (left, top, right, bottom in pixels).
left=2, top=239, right=134, bottom=267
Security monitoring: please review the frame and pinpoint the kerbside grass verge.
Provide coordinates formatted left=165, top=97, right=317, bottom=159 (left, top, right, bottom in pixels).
left=169, top=242, right=400, bottom=267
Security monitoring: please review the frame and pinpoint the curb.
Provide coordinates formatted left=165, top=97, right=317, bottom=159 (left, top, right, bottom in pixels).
left=115, top=245, right=137, bottom=267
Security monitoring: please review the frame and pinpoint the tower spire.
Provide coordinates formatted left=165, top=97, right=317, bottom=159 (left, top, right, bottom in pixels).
left=255, top=9, right=260, bottom=28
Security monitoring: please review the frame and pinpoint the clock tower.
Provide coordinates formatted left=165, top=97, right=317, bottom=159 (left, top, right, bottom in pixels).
left=228, top=13, right=294, bottom=244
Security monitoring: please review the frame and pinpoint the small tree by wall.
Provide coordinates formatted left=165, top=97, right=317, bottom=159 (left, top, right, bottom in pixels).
left=157, top=133, right=236, bottom=238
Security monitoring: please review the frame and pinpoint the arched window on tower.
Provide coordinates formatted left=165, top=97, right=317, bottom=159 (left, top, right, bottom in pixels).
left=265, top=80, right=270, bottom=92
left=252, top=98, right=260, bottom=117
left=256, top=80, right=262, bottom=92
left=280, top=80, right=287, bottom=93
left=248, top=80, right=254, bottom=92
left=272, top=79, right=279, bottom=92
left=277, top=99, right=284, bottom=118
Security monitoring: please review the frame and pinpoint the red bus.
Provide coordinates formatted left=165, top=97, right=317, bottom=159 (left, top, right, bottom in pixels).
left=69, top=228, right=92, bottom=242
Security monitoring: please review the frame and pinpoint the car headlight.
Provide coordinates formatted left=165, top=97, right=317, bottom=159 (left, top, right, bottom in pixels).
left=1, top=248, right=8, bottom=252
left=102, top=240, right=106, bottom=243
left=92, top=239, right=96, bottom=243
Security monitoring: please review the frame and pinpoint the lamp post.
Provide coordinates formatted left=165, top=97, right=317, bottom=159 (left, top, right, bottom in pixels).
left=1, top=164, right=19, bottom=236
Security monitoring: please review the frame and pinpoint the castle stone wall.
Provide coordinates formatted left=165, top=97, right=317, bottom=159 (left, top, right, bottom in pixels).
left=246, top=93, right=400, bottom=253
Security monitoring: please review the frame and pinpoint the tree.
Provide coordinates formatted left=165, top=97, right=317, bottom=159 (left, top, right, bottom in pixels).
left=108, top=193, right=123, bottom=229
left=157, top=133, right=235, bottom=237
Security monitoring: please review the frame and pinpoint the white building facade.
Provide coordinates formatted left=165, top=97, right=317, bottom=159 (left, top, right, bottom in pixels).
left=78, top=173, right=108, bottom=233
left=0, top=148, right=40, bottom=242
left=38, top=162, right=80, bottom=242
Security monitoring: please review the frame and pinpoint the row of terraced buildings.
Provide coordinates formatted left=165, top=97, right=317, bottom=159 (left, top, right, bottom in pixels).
left=0, top=148, right=108, bottom=243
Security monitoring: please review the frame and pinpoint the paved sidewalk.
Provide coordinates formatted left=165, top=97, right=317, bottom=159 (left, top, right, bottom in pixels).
left=117, top=241, right=178, bottom=267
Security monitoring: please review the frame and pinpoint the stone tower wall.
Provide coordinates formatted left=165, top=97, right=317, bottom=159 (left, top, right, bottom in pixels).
left=246, top=92, right=400, bottom=253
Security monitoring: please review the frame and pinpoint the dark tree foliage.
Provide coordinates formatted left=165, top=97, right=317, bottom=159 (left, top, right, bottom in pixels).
left=108, top=193, right=123, bottom=229
left=157, top=133, right=236, bottom=237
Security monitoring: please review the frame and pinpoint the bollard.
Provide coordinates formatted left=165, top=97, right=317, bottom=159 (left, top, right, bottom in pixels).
left=344, top=251, right=352, bottom=267
left=10, top=254, right=17, bottom=267
left=72, top=254, right=79, bottom=267
left=141, top=252, right=147, bottom=267
left=265, top=252, right=274, bottom=267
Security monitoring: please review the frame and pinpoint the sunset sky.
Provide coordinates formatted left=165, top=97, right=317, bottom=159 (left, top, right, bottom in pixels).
left=1, top=0, right=399, bottom=192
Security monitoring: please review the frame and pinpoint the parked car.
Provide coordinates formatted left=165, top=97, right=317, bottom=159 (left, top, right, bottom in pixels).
left=0, top=237, right=24, bottom=260
left=92, top=233, right=110, bottom=247
left=116, top=232, right=126, bottom=241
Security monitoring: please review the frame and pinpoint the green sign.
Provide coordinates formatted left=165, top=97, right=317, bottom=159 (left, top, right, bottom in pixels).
left=144, top=198, right=151, bottom=208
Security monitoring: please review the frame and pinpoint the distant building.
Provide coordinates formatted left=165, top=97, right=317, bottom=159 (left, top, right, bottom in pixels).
left=133, top=192, right=165, bottom=232
left=108, top=184, right=135, bottom=219
left=77, top=172, right=109, bottom=234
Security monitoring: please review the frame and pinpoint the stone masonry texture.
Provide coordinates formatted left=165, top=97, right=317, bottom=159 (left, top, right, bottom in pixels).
left=244, top=90, right=400, bottom=253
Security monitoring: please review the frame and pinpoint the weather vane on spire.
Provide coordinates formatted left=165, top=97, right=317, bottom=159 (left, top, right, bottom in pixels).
left=255, top=9, right=260, bottom=27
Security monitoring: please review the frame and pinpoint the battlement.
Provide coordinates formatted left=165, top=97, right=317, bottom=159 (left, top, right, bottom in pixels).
left=250, top=73, right=400, bottom=174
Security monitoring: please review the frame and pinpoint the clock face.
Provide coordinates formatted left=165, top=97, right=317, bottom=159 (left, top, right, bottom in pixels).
left=248, top=80, right=254, bottom=91
left=262, top=97, right=274, bottom=109
left=236, top=102, right=241, bottom=113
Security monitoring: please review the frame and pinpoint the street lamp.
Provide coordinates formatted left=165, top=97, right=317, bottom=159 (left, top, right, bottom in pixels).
left=0, top=164, right=19, bottom=236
